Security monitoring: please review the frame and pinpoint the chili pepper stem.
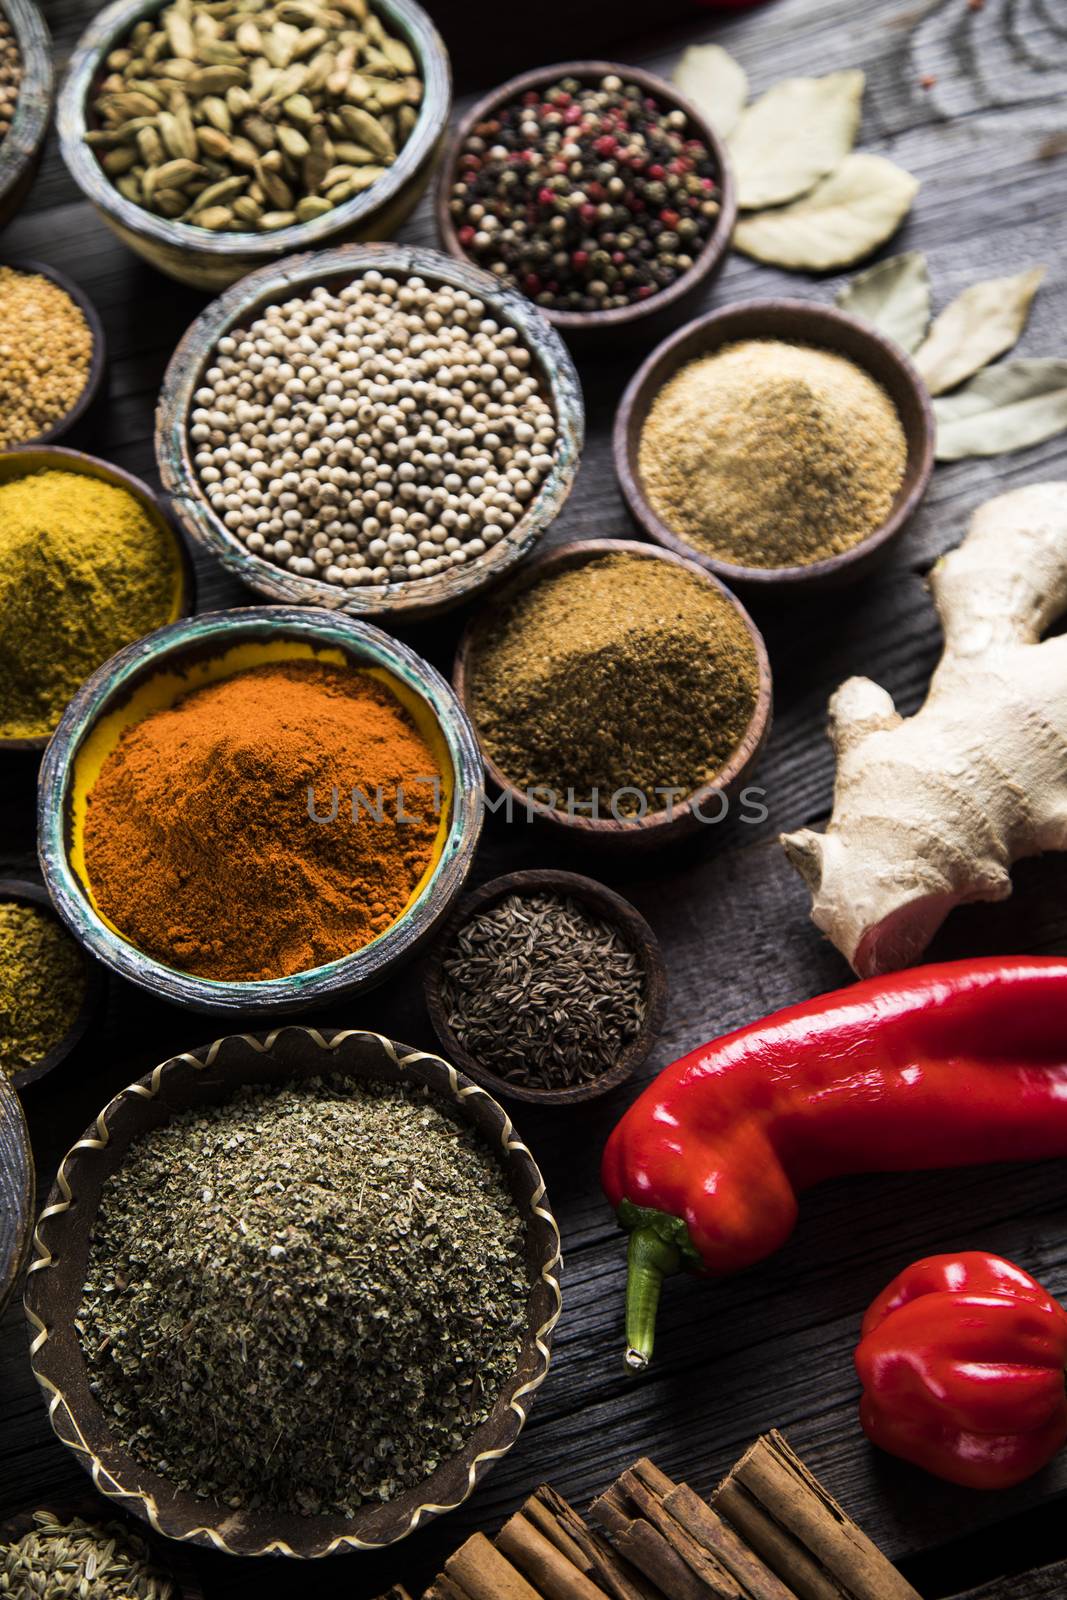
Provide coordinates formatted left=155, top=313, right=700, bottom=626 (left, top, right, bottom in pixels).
left=624, top=1227, right=681, bottom=1372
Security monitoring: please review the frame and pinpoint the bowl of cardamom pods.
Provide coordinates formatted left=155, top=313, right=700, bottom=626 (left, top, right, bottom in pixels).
left=24, top=1026, right=562, bottom=1558
left=56, top=0, right=452, bottom=291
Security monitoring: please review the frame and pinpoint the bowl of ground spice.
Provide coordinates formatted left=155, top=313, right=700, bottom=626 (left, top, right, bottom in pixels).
left=456, top=539, right=772, bottom=848
left=24, top=1026, right=561, bottom=1556
left=615, top=299, right=936, bottom=591
left=435, top=61, right=736, bottom=346
left=0, top=879, right=103, bottom=1091
left=0, top=261, right=107, bottom=449
left=38, top=605, right=484, bottom=1013
left=156, top=242, right=582, bottom=621
left=0, top=1068, right=32, bottom=1315
left=425, top=868, right=667, bottom=1105
left=0, top=0, right=53, bottom=230
left=0, top=449, right=195, bottom=753
left=57, top=0, right=451, bottom=292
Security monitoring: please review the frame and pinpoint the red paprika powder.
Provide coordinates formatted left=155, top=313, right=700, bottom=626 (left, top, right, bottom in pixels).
left=83, top=659, right=443, bottom=981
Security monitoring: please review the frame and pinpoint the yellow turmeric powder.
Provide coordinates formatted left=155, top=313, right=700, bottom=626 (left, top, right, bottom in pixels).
left=0, top=469, right=180, bottom=740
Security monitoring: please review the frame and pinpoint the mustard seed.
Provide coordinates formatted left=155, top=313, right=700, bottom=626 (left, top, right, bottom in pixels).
left=0, top=267, right=95, bottom=448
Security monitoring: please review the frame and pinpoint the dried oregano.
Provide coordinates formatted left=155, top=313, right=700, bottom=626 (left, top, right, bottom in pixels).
left=78, top=1075, right=529, bottom=1518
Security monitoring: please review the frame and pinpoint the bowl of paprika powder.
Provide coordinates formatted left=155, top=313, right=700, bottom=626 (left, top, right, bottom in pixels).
left=37, top=606, right=484, bottom=1014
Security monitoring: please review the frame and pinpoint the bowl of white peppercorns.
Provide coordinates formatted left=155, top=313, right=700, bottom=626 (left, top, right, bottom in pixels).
left=156, top=242, right=584, bottom=621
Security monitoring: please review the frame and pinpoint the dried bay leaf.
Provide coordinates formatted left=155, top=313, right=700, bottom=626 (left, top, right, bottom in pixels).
left=674, top=44, right=748, bottom=140
left=836, top=251, right=931, bottom=353
left=733, top=153, right=919, bottom=271
left=729, top=70, right=864, bottom=210
left=933, top=359, right=1067, bottom=460
left=915, top=265, right=1046, bottom=396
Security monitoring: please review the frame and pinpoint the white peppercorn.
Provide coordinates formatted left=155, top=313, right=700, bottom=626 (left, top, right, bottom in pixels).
left=193, top=272, right=558, bottom=587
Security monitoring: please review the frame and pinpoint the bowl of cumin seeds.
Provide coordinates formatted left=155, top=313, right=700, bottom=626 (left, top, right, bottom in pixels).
left=25, top=1027, right=561, bottom=1558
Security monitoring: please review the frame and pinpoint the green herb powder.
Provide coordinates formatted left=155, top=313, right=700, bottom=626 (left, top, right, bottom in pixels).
left=0, top=900, right=88, bottom=1081
left=78, top=1076, right=528, bottom=1518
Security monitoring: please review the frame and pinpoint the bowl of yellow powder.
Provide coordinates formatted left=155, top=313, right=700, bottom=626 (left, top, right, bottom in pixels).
left=615, top=299, right=935, bottom=591
left=0, top=879, right=103, bottom=1090
left=0, top=261, right=107, bottom=449
left=0, top=448, right=195, bottom=752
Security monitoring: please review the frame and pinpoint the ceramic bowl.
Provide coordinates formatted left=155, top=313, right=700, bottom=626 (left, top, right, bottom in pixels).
left=0, top=0, right=53, bottom=229
left=0, top=259, right=108, bottom=448
left=0, top=446, right=196, bottom=756
left=155, top=242, right=584, bottom=623
left=434, top=60, right=737, bottom=348
left=454, top=539, right=773, bottom=849
left=24, top=1026, right=562, bottom=1557
left=0, top=1500, right=205, bottom=1599
left=37, top=606, right=485, bottom=1014
left=424, top=868, right=667, bottom=1105
left=614, top=298, right=936, bottom=592
left=0, top=879, right=105, bottom=1091
left=0, top=1069, right=33, bottom=1315
left=57, top=0, right=452, bottom=292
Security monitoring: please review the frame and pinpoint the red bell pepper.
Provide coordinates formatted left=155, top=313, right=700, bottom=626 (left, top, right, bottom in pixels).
left=855, top=1253, right=1067, bottom=1489
left=601, top=956, right=1067, bottom=1370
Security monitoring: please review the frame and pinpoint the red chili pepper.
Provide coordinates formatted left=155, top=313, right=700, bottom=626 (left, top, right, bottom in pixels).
left=601, top=957, right=1067, bottom=1371
left=855, top=1253, right=1067, bottom=1489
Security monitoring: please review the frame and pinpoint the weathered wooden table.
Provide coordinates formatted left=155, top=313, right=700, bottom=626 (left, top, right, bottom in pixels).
left=3, top=0, right=1067, bottom=1595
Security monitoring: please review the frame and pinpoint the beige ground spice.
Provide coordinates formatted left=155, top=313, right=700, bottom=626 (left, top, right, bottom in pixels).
left=469, top=552, right=759, bottom=816
left=638, top=339, right=907, bottom=569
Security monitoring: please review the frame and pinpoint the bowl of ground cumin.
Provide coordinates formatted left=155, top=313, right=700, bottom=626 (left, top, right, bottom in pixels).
left=455, top=539, right=772, bottom=847
left=37, top=606, right=484, bottom=1013
left=24, top=1026, right=561, bottom=1557
left=615, top=299, right=935, bottom=591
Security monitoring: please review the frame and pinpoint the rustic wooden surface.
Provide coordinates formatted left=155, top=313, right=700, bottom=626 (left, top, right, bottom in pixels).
left=2, top=0, right=1067, bottom=1596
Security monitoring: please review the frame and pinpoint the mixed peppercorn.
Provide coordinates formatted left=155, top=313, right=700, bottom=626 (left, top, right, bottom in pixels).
left=448, top=73, right=720, bottom=315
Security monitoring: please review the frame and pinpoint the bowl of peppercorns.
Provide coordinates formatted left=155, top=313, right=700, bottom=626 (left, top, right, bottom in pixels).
left=435, top=61, right=736, bottom=345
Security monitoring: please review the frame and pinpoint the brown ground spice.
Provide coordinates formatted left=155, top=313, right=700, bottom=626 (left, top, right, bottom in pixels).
left=469, top=553, right=759, bottom=815
left=83, top=660, right=442, bottom=981
left=638, top=339, right=907, bottom=569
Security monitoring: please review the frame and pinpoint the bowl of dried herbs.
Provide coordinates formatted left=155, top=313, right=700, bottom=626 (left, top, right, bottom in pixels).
left=24, top=1026, right=562, bottom=1558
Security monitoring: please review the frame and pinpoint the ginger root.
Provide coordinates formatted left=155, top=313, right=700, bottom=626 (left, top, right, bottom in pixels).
left=781, top=481, right=1067, bottom=976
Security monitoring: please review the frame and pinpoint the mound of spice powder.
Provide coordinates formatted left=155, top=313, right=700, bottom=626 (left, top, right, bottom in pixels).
left=0, top=470, right=180, bottom=741
left=0, top=1510, right=176, bottom=1600
left=83, top=659, right=443, bottom=981
left=449, top=73, right=720, bottom=314
left=0, top=899, right=89, bottom=1081
left=639, top=339, right=907, bottom=569
left=468, top=553, right=759, bottom=816
left=0, top=266, right=95, bottom=448
left=78, top=1075, right=528, bottom=1516
left=0, top=11, right=20, bottom=145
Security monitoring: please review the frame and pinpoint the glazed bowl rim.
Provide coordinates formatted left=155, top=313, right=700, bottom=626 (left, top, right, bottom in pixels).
left=155, top=242, right=584, bottom=620
left=56, top=0, right=451, bottom=259
left=0, top=1068, right=33, bottom=1317
left=613, top=296, right=937, bottom=587
left=0, top=0, right=54, bottom=209
left=23, top=1026, right=562, bottom=1557
left=36, top=605, right=485, bottom=1011
left=433, top=57, right=738, bottom=334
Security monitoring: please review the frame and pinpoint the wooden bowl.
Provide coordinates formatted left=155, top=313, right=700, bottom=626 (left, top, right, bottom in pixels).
left=0, top=0, right=54, bottom=230
left=0, top=878, right=105, bottom=1091
left=0, top=1499, right=205, bottom=1599
left=0, top=1068, right=32, bottom=1315
left=424, top=868, right=667, bottom=1106
left=156, top=242, right=584, bottom=623
left=24, top=1026, right=562, bottom=1558
left=0, top=259, right=108, bottom=448
left=454, top=539, right=773, bottom=849
left=614, top=298, right=936, bottom=593
left=0, top=446, right=196, bottom=755
left=37, top=605, right=485, bottom=1015
left=434, top=60, right=737, bottom=348
left=57, top=0, right=452, bottom=292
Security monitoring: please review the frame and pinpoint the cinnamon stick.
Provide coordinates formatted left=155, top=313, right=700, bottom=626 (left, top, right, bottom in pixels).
left=621, top=1463, right=796, bottom=1600
left=445, top=1532, right=544, bottom=1600
left=424, top=1580, right=474, bottom=1600
left=530, top=1486, right=668, bottom=1600
left=526, top=1491, right=595, bottom=1572
left=498, top=1510, right=612, bottom=1600
left=592, top=1482, right=740, bottom=1600
left=711, top=1433, right=921, bottom=1600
